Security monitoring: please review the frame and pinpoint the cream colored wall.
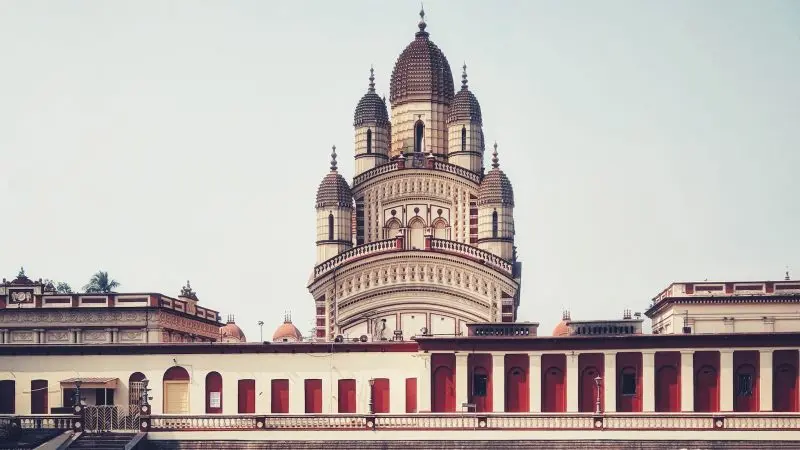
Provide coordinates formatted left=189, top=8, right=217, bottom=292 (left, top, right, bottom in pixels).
left=477, top=204, right=514, bottom=260
left=446, top=121, right=483, bottom=173
left=354, top=124, right=390, bottom=176
left=390, top=102, right=449, bottom=158
left=316, top=206, right=352, bottom=264
left=652, top=303, right=800, bottom=335
left=0, top=351, right=423, bottom=415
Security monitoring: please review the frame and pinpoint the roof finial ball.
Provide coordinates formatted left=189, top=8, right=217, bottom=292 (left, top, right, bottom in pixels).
left=492, top=142, right=500, bottom=169
left=418, top=4, right=427, bottom=32
left=368, top=65, right=375, bottom=93
left=462, top=62, right=468, bottom=90
left=330, top=145, right=338, bottom=172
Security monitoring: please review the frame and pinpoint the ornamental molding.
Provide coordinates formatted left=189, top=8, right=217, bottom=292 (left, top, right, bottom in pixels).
left=156, top=311, right=219, bottom=339
left=354, top=172, right=479, bottom=203
left=0, top=309, right=147, bottom=326
left=46, top=331, right=70, bottom=342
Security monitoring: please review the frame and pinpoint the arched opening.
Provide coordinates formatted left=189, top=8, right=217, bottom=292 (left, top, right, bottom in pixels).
left=128, top=372, right=146, bottom=411
left=328, top=213, right=334, bottom=241
left=774, top=362, right=799, bottom=412
left=432, top=218, right=447, bottom=239
left=205, top=371, right=223, bottom=414
left=0, top=380, right=15, bottom=413
left=385, top=218, right=401, bottom=239
left=542, top=367, right=565, bottom=412
left=432, top=366, right=455, bottom=412
left=694, top=365, right=719, bottom=412
left=579, top=366, right=602, bottom=412
left=461, top=126, right=466, bottom=153
left=469, top=365, right=490, bottom=412
left=734, top=363, right=758, bottom=412
left=655, top=365, right=679, bottom=412
left=163, top=366, right=190, bottom=414
left=414, top=120, right=425, bottom=153
left=366, top=128, right=372, bottom=154
left=31, top=379, right=48, bottom=414
left=408, top=217, right=425, bottom=250
left=506, top=366, right=528, bottom=412
left=492, top=210, right=499, bottom=238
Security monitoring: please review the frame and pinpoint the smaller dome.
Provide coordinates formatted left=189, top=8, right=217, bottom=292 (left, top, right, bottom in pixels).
left=273, top=313, right=303, bottom=342
left=354, top=67, right=389, bottom=127
left=316, top=146, right=353, bottom=209
left=552, top=320, right=571, bottom=337
left=447, top=64, right=482, bottom=125
left=478, top=143, right=514, bottom=207
left=219, top=315, right=246, bottom=343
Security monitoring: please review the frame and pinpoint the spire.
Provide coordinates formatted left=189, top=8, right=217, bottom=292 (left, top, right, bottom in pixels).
left=417, top=4, right=427, bottom=34
left=330, top=145, right=338, bottom=171
left=461, top=62, right=468, bottom=90
left=491, top=142, right=499, bottom=169
left=368, top=66, right=375, bottom=93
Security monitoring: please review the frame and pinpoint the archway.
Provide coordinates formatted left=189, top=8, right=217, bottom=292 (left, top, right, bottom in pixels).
left=655, top=365, right=679, bottom=412
left=542, top=367, right=565, bottom=412
left=205, top=372, right=223, bottom=414
left=163, top=366, right=190, bottom=414
left=128, top=372, right=146, bottom=410
left=505, top=366, right=528, bottom=412
left=734, top=363, right=757, bottom=412
left=694, top=365, right=719, bottom=412
left=385, top=218, right=401, bottom=239
left=432, top=366, right=455, bottom=412
left=414, top=120, right=425, bottom=153
left=432, top=218, right=447, bottom=240
left=579, top=366, right=601, bottom=413
left=774, top=363, right=798, bottom=412
left=408, top=217, right=425, bottom=250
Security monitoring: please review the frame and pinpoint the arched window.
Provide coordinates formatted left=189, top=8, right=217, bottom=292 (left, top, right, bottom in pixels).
left=385, top=218, right=401, bottom=239
left=366, top=128, right=372, bottom=154
left=408, top=217, right=425, bottom=250
left=461, top=126, right=466, bottom=152
left=492, top=210, right=498, bottom=238
left=414, top=121, right=425, bottom=153
left=432, top=218, right=447, bottom=239
left=328, top=213, right=334, bottom=241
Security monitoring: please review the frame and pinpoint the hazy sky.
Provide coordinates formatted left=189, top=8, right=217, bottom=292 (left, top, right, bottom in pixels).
left=1, top=0, right=798, bottom=340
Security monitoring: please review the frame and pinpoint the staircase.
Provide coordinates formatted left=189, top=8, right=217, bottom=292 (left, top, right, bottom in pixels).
left=68, top=432, right=138, bottom=450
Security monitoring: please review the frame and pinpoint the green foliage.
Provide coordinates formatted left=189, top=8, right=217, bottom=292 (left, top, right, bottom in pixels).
left=83, top=271, right=120, bottom=293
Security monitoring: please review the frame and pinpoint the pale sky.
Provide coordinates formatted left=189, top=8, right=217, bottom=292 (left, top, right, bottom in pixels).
left=1, top=0, right=798, bottom=340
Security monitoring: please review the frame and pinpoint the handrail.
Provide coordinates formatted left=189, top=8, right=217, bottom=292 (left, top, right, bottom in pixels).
left=352, top=161, right=399, bottom=186
left=124, top=432, right=148, bottom=450
left=430, top=238, right=513, bottom=275
left=352, top=159, right=481, bottom=187
left=313, top=239, right=396, bottom=278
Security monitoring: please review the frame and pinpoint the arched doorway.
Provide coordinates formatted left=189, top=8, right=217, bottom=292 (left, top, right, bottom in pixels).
left=542, top=367, right=565, bottom=412
left=695, top=365, right=719, bottom=412
left=414, top=120, right=425, bottom=153
left=655, top=365, right=679, bottom=412
left=774, top=363, right=798, bottom=412
left=579, top=366, right=601, bottom=413
left=205, top=372, right=222, bottom=414
left=734, top=364, right=757, bottom=412
left=408, top=217, right=425, bottom=250
left=432, top=218, right=447, bottom=239
left=385, top=218, right=401, bottom=240
left=128, top=372, right=146, bottom=413
left=505, top=366, right=528, bottom=412
left=469, top=365, right=489, bottom=412
left=163, top=366, right=190, bottom=414
left=432, top=366, right=455, bottom=412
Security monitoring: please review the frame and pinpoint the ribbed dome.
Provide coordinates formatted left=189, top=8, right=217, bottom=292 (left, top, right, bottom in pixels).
left=447, top=64, right=482, bottom=125
left=219, top=316, right=246, bottom=342
left=478, top=144, right=514, bottom=207
left=316, top=146, right=353, bottom=209
left=389, top=11, right=454, bottom=106
left=354, top=68, right=389, bottom=127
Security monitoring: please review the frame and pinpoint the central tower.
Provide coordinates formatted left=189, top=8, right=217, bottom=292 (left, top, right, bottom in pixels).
left=308, top=9, right=521, bottom=342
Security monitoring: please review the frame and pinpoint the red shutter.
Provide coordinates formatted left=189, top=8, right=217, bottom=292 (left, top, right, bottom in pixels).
left=405, top=378, right=417, bottom=413
left=372, top=378, right=390, bottom=413
left=31, top=380, right=48, bottom=414
left=205, top=372, right=223, bottom=414
left=271, top=379, right=289, bottom=414
left=238, top=379, right=256, bottom=413
left=337, top=379, right=356, bottom=413
left=305, top=379, right=322, bottom=413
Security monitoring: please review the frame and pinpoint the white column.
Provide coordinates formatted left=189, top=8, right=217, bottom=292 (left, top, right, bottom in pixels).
left=566, top=352, right=579, bottom=412
left=390, top=376, right=405, bottom=414
left=642, top=351, right=656, bottom=412
left=322, top=374, right=333, bottom=414
left=529, top=352, right=542, bottom=412
left=720, top=349, right=734, bottom=412
left=256, top=377, right=271, bottom=414
left=680, top=350, right=694, bottom=412
left=418, top=353, right=432, bottom=412
left=760, top=349, right=773, bottom=412
left=289, top=377, right=305, bottom=414
left=222, top=373, right=238, bottom=414
left=603, top=351, right=617, bottom=413
left=455, top=353, right=469, bottom=410
left=190, top=372, right=207, bottom=415
left=492, top=353, right=505, bottom=412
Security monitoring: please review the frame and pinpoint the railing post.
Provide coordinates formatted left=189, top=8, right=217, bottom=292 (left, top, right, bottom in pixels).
left=397, top=154, right=406, bottom=169
left=395, top=231, right=404, bottom=249
left=255, top=415, right=266, bottom=429
left=424, top=232, right=432, bottom=250
left=139, top=403, right=151, bottom=433
left=73, top=403, right=85, bottom=433
left=592, top=414, right=604, bottom=430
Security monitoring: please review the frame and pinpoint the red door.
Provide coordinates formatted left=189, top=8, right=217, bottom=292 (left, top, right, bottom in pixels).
left=405, top=378, right=417, bottom=413
left=271, top=379, right=289, bottom=413
left=372, top=378, right=390, bottom=413
left=304, top=379, right=322, bottom=413
left=695, top=365, right=719, bottom=412
left=338, top=379, right=356, bottom=413
left=0, top=380, right=14, bottom=414
left=237, top=379, right=255, bottom=413
left=774, top=363, right=798, bottom=412
left=31, top=380, right=48, bottom=414
left=470, top=366, right=489, bottom=412
left=433, top=367, right=455, bottom=412
left=580, top=367, right=601, bottom=413
left=506, top=366, right=528, bottom=412
left=542, top=367, right=565, bottom=412
left=205, top=372, right=223, bottom=414
left=655, top=366, right=679, bottom=412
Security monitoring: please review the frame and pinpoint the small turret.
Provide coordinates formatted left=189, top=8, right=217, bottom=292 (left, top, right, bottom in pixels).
left=354, top=67, right=390, bottom=176
left=315, top=146, right=354, bottom=263
left=477, top=143, right=515, bottom=260
left=447, top=63, right=484, bottom=173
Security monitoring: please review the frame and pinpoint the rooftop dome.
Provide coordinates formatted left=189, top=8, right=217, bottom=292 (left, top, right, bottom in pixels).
left=447, top=64, right=482, bottom=125
left=389, top=8, right=454, bottom=106
left=354, top=67, right=389, bottom=127
left=316, top=146, right=353, bottom=209
left=273, top=313, right=303, bottom=342
left=552, top=311, right=572, bottom=337
left=478, top=144, right=514, bottom=207
left=219, top=315, right=246, bottom=343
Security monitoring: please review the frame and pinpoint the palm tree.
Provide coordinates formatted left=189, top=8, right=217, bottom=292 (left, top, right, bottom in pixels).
left=83, top=271, right=120, bottom=293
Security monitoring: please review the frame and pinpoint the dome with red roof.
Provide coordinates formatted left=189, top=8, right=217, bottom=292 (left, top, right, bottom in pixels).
left=219, top=315, right=246, bottom=343
left=273, top=313, right=303, bottom=342
left=552, top=311, right=572, bottom=337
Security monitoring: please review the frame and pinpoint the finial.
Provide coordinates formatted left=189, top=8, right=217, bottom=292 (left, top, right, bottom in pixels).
left=461, top=62, right=468, bottom=89
left=284, top=310, right=292, bottom=323
left=491, top=142, right=499, bottom=169
left=562, top=309, right=571, bottom=321
left=227, top=314, right=235, bottom=324
left=18, top=267, right=25, bottom=278
left=368, top=66, right=375, bottom=93
left=330, top=145, right=338, bottom=171
left=786, top=266, right=791, bottom=281
left=418, top=4, right=427, bottom=32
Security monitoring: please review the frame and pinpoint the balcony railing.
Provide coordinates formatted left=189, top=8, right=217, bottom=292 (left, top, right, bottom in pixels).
left=352, top=159, right=481, bottom=187
left=0, top=414, right=78, bottom=430
left=313, top=239, right=397, bottom=278
left=430, top=238, right=513, bottom=275
left=136, top=413, right=800, bottom=432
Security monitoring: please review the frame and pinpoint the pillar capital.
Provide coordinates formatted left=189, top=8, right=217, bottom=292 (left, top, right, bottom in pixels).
left=680, top=350, right=695, bottom=355
left=602, top=350, right=618, bottom=356
left=719, top=348, right=735, bottom=354
left=641, top=350, right=656, bottom=355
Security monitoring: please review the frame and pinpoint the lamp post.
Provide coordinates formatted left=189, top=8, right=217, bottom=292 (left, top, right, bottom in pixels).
left=594, top=375, right=602, bottom=414
left=368, top=378, right=375, bottom=414
left=141, top=378, right=151, bottom=407
left=258, top=321, right=264, bottom=342
left=74, top=380, right=82, bottom=407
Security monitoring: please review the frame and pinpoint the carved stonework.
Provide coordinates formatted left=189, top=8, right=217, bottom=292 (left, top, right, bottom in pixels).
left=83, top=330, right=108, bottom=342
left=9, top=290, right=34, bottom=304
left=46, top=331, right=69, bottom=342
left=156, top=311, right=219, bottom=339
left=0, top=309, right=148, bottom=326
left=120, top=331, right=144, bottom=342
left=11, top=331, right=33, bottom=342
